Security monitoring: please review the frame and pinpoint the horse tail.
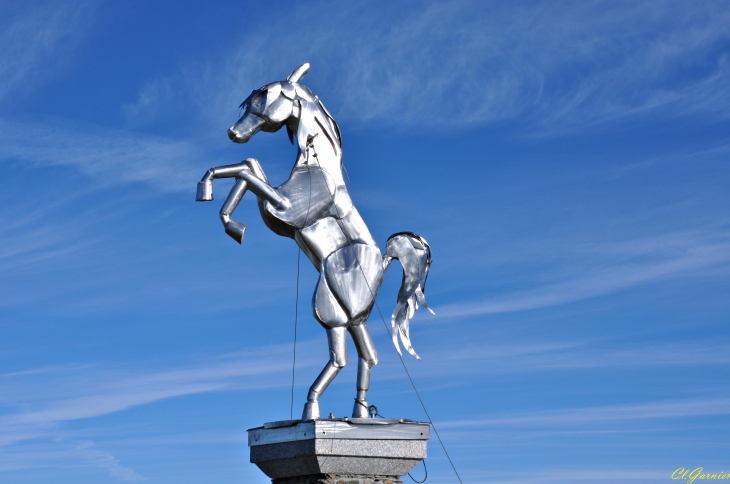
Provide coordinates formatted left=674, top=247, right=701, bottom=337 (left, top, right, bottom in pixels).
left=383, top=232, right=434, bottom=360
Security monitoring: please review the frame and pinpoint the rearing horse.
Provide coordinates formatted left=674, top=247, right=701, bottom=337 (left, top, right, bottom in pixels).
left=196, top=63, right=433, bottom=420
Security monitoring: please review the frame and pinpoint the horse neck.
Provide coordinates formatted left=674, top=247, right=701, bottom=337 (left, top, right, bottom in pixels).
left=296, top=111, right=344, bottom=184
left=310, top=147, right=343, bottom=181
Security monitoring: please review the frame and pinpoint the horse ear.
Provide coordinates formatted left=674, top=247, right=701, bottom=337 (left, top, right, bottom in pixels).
left=287, top=63, right=310, bottom=83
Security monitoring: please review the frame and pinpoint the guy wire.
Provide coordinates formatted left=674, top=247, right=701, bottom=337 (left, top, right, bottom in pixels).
left=290, top=137, right=315, bottom=420
left=308, top=144, right=464, bottom=484
left=409, top=459, right=428, bottom=483
left=290, top=247, right=301, bottom=420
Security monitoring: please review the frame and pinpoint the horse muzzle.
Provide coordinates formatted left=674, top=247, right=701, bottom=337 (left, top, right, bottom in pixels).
left=228, top=127, right=246, bottom=143
left=228, top=113, right=266, bottom=143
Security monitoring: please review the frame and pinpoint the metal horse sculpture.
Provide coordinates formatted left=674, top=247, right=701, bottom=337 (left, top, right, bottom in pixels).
left=196, top=63, right=433, bottom=420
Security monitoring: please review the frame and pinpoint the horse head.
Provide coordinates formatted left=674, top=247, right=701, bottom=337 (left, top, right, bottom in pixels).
left=228, top=63, right=342, bottom=156
left=228, top=63, right=310, bottom=144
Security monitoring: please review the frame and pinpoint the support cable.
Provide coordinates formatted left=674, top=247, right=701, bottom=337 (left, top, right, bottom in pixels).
left=290, top=144, right=314, bottom=421
left=290, top=247, right=301, bottom=420
left=306, top=143, right=464, bottom=484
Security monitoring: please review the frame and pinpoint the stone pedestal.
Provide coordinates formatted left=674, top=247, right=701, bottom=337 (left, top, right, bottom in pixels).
left=248, top=418, right=429, bottom=484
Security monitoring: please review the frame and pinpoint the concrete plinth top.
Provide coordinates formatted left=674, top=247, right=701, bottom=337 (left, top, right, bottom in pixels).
left=249, top=418, right=430, bottom=446
left=247, top=419, right=430, bottom=481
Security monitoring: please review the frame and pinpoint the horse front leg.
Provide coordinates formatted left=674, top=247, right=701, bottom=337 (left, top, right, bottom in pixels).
left=235, top=162, right=290, bottom=211
left=196, top=158, right=289, bottom=243
left=219, top=179, right=248, bottom=243
left=196, top=160, right=252, bottom=243
left=196, top=160, right=251, bottom=201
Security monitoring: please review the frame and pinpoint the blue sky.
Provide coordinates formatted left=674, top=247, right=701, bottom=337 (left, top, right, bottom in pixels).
left=1, top=1, right=729, bottom=483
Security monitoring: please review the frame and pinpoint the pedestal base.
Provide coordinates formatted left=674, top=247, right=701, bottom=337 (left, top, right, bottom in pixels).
left=248, top=418, right=429, bottom=481
left=272, top=475, right=402, bottom=484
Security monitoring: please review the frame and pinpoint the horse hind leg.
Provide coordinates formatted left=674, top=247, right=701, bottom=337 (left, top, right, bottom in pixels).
left=349, top=322, right=378, bottom=418
left=302, top=326, right=348, bottom=420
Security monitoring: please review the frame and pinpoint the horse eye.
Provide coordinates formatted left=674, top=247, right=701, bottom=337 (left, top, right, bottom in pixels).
left=239, top=88, right=265, bottom=110
left=249, top=94, right=266, bottom=112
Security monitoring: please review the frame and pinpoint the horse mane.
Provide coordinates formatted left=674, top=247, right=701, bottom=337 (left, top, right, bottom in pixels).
left=315, top=98, right=342, bottom=148
left=291, top=83, right=342, bottom=161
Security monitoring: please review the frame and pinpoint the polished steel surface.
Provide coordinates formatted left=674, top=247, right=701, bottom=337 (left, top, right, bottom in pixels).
left=196, top=63, right=434, bottom=420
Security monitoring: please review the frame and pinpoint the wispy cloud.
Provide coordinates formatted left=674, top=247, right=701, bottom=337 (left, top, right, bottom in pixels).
left=456, top=469, right=668, bottom=484
left=66, top=439, right=147, bottom=481
left=0, top=118, right=208, bottom=192
left=0, top=342, right=319, bottom=446
left=127, top=1, right=730, bottom=132
left=5, top=2, right=726, bottom=201
left=0, top=190, right=102, bottom=279
left=0, top=438, right=147, bottom=481
left=436, top=228, right=730, bottom=318
left=0, top=4, right=216, bottom=196
left=407, top=339, right=730, bottom=380
left=441, top=396, right=730, bottom=429
left=0, top=1, right=95, bottom=103
left=122, top=78, right=175, bottom=129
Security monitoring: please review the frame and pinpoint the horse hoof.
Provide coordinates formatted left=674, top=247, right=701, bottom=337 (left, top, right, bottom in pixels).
left=196, top=180, right=213, bottom=201
left=352, top=399, right=369, bottom=418
left=224, top=220, right=246, bottom=244
left=302, top=401, right=320, bottom=420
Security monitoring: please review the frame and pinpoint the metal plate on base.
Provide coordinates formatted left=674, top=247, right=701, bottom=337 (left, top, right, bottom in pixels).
left=249, top=419, right=430, bottom=446
left=272, top=474, right=403, bottom=484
